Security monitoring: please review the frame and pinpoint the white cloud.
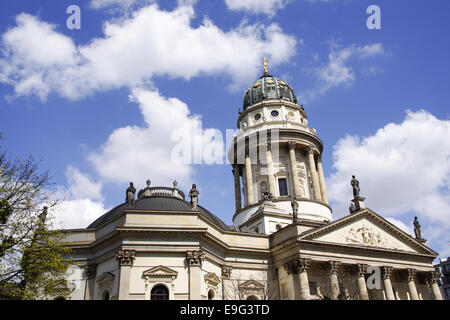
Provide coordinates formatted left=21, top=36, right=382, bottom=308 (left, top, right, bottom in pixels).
left=54, top=198, right=109, bottom=229
left=305, top=42, right=384, bottom=99
left=225, top=0, right=290, bottom=16
left=0, top=3, right=298, bottom=101
left=90, top=0, right=146, bottom=10
left=327, top=109, right=450, bottom=257
left=385, top=217, right=413, bottom=236
left=65, top=165, right=103, bottom=201
left=87, top=88, right=224, bottom=187
left=50, top=167, right=107, bottom=229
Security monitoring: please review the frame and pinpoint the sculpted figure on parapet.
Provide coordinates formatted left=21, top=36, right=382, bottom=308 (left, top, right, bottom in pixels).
left=126, top=182, right=136, bottom=206
left=351, top=175, right=360, bottom=198
left=189, top=184, right=199, bottom=209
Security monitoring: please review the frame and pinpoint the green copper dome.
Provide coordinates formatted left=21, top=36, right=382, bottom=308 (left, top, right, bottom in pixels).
left=242, top=74, right=298, bottom=110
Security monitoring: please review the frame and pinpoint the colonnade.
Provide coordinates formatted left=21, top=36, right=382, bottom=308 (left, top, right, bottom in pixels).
left=232, top=141, right=328, bottom=211
left=281, top=258, right=443, bottom=300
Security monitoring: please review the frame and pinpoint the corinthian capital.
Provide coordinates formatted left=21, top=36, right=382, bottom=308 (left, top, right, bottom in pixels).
left=84, top=264, right=97, bottom=279
left=221, top=265, right=232, bottom=280
left=284, top=257, right=311, bottom=274
left=356, top=264, right=368, bottom=277
left=288, top=141, right=296, bottom=151
left=382, top=266, right=393, bottom=280
left=329, top=261, right=341, bottom=275
left=407, top=268, right=416, bottom=282
left=306, top=145, right=315, bottom=155
left=186, top=250, right=205, bottom=267
left=116, top=249, right=136, bottom=267
left=429, top=271, right=441, bottom=284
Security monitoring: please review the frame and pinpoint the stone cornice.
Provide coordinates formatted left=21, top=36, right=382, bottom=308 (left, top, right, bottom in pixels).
left=233, top=196, right=332, bottom=222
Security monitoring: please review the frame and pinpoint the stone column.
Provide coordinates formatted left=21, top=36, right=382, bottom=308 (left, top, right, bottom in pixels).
left=288, top=141, right=301, bottom=197
left=283, top=260, right=302, bottom=300
left=316, top=155, right=328, bottom=204
left=382, top=266, right=395, bottom=300
left=306, top=146, right=322, bottom=201
left=245, top=152, right=254, bottom=205
left=186, top=250, right=205, bottom=300
left=297, top=258, right=311, bottom=300
left=429, top=271, right=444, bottom=300
left=232, top=166, right=242, bottom=211
left=406, top=268, right=419, bottom=300
left=116, top=249, right=136, bottom=300
left=83, top=263, right=97, bottom=300
left=329, top=261, right=340, bottom=300
left=266, top=142, right=276, bottom=197
left=356, top=264, right=369, bottom=300
left=221, top=265, right=232, bottom=300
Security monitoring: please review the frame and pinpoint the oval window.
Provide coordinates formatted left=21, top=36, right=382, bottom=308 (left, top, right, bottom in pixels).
left=271, top=110, right=279, bottom=117
left=254, top=113, right=261, bottom=120
left=288, top=111, right=295, bottom=119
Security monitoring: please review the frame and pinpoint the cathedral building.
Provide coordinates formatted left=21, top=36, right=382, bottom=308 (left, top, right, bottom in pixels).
left=63, top=61, right=443, bottom=301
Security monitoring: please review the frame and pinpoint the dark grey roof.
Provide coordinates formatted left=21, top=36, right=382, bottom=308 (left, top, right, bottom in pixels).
left=87, top=196, right=232, bottom=231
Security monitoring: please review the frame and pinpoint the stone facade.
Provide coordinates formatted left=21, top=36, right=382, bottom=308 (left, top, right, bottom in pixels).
left=60, top=63, right=442, bottom=301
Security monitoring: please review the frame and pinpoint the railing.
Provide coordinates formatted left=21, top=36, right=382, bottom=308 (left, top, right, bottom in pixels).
left=137, top=186, right=185, bottom=200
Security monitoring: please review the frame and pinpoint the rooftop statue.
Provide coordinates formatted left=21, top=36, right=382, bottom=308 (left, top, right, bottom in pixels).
left=351, top=175, right=360, bottom=198
left=414, top=216, right=423, bottom=240
left=126, top=182, right=136, bottom=207
left=263, top=56, right=269, bottom=75
left=189, top=184, right=199, bottom=209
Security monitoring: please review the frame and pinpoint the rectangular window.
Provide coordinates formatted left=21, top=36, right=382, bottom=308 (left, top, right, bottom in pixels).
left=278, top=178, right=288, bottom=196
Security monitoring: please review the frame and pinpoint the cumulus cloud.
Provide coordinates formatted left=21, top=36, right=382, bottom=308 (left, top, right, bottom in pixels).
left=65, top=165, right=103, bottom=201
left=51, top=167, right=107, bottom=229
left=87, top=88, right=224, bottom=187
left=327, top=109, right=450, bottom=257
left=53, top=198, right=108, bottom=229
left=0, top=3, right=298, bottom=101
left=90, top=0, right=148, bottom=10
left=225, top=0, right=290, bottom=16
left=305, top=42, right=384, bottom=99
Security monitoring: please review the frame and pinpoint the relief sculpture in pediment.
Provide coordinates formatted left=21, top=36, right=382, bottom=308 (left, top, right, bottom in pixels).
left=345, top=225, right=398, bottom=249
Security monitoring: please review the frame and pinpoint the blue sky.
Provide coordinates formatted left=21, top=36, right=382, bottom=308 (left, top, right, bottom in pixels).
left=0, top=0, right=449, bottom=260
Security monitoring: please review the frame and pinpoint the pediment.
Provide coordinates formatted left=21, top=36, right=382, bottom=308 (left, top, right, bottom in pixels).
left=204, top=272, right=221, bottom=286
left=238, top=280, right=265, bottom=290
left=142, top=265, right=178, bottom=278
left=300, top=209, right=437, bottom=256
left=96, top=272, right=115, bottom=285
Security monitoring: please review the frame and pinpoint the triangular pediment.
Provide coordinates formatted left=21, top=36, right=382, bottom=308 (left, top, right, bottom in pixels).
left=204, top=272, right=221, bottom=286
left=300, top=209, right=437, bottom=256
left=96, top=272, right=115, bottom=285
left=238, top=280, right=265, bottom=290
left=142, top=265, right=178, bottom=277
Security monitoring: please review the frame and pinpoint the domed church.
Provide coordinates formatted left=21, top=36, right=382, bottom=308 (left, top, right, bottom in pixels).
left=63, top=59, right=443, bottom=300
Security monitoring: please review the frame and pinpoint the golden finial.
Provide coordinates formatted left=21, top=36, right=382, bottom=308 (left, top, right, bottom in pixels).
left=263, top=57, right=268, bottom=75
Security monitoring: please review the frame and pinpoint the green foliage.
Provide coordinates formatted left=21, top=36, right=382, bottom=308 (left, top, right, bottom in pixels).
left=0, top=136, right=73, bottom=299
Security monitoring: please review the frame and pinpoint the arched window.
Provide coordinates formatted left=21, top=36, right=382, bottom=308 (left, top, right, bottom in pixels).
left=103, top=290, right=110, bottom=300
left=208, top=289, right=215, bottom=300
left=151, top=285, right=169, bottom=300
left=246, top=295, right=258, bottom=300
